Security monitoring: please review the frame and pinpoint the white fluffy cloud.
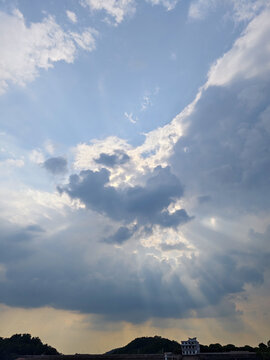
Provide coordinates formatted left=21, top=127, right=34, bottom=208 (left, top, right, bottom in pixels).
left=0, top=9, right=97, bottom=94
left=0, top=158, right=24, bottom=168
left=66, top=10, right=77, bottom=23
left=189, top=0, right=267, bottom=22
left=206, top=6, right=270, bottom=87
left=231, top=0, right=267, bottom=21
left=146, top=0, right=179, bottom=11
left=81, top=0, right=136, bottom=25
left=188, top=0, right=215, bottom=19
left=81, top=0, right=179, bottom=25
left=70, top=29, right=98, bottom=51
left=29, top=149, right=45, bottom=164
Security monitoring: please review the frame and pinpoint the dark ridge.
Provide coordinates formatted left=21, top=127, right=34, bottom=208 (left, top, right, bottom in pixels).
left=0, top=333, right=58, bottom=360
left=107, top=336, right=181, bottom=354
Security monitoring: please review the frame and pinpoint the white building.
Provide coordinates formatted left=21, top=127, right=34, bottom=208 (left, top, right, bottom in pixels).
left=181, top=337, right=200, bottom=355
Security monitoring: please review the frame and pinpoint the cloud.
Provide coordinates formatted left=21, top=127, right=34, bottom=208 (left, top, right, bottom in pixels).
left=81, top=0, right=180, bottom=25
left=188, top=0, right=209, bottom=19
left=197, top=195, right=211, bottom=204
left=0, top=158, right=24, bottom=168
left=0, top=220, right=41, bottom=263
left=159, top=6, right=270, bottom=217
left=172, top=84, right=270, bottom=213
left=206, top=7, right=270, bottom=87
left=44, top=140, right=55, bottom=155
left=25, top=224, right=45, bottom=232
left=66, top=10, right=77, bottom=23
left=0, top=9, right=97, bottom=94
left=171, top=81, right=270, bottom=215
left=29, top=149, right=45, bottom=164
left=124, top=112, right=137, bottom=124
left=160, top=242, right=187, bottom=251
left=94, top=150, right=130, bottom=167
left=231, top=0, right=267, bottom=21
left=103, top=225, right=137, bottom=244
left=43, top=156, right=68, bottom=175
left=74, top=137, right=132, bottom=171
left=70, top=29, right=98, bottom=51
left=58, top=166, right=191, bottom=231
left=1, top=2, right=270, bottom=331
left=146, top=0, right=179, bottom=11
left=0, top=212, right=268, bottom=322
left=141, top=95, right=152, bottom=111
left=188, top=0, right=267, bottom=22
left=107, top=8, right=270, bottom=192
left=0, top=148, right=269, bottom=324
left=81, top=0, right=136, bottom=25
left=181, top=251, right=265, bottom=319
left=141, top=87, right=159, bottom=111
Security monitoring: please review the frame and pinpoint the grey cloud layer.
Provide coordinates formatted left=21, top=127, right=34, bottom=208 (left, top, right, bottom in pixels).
left=171, top=78, right=270, bottom=214
left=0, top=216, right=268, bottom=322
left=0, top=220, right=42, bottom=263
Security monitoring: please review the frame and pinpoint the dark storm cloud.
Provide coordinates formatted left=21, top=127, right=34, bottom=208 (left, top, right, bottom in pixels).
left=184, top=253, right=264, bottom=306
left=43, top=156, right=68, bottom=174
left=103, top=225, right=137, bottom=244
left=94, top=150, right=130, bottom=167
left=171, top=78, right=270, bottom=213
left=58, top=165, right=192, bottom=229
left=0, top=249, right=190, bottom=320
left=0, top=220, right=38, bottom=262
left=4, top=223, right=44, bottom=243
left=155, top=209, right=191, bottom=227
left=0, top=222, right=268, bottom=322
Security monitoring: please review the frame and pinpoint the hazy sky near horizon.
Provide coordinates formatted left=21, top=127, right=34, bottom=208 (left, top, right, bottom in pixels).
left=0, top=0, right=270, bottom=354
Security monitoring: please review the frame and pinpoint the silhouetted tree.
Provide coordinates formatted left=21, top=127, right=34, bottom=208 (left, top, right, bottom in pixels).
left=0, top=333, right=59, bottom=360
left=223, top=344, right=236, bottom=352
left=208, top=343, right=223, bottom=352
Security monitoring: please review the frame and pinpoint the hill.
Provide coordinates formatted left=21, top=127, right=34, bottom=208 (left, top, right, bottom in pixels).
left=0, top=333, right=59, bottom=360
left=107, top=336, right=181, bottom=354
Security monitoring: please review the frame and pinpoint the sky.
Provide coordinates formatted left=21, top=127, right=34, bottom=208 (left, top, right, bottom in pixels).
left=0, top=0, right=270, bottom=355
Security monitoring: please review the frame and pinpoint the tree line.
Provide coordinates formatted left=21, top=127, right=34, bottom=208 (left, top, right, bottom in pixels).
left=0, top=333, right=59, bottom=360
left=0, top=334, right=270, bottom=359
left=200, top=341, right=270, bottom=358
left=109, top=336, right=270, bottom=359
